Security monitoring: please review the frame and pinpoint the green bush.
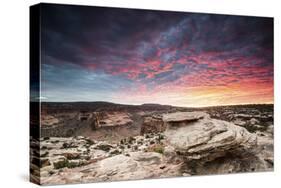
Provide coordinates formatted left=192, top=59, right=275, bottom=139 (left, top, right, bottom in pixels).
left=53, top=159, right=69, bottom=169
left=153, top=145, right=164, bottom=154
left=53, top=159, right=84, bottom=169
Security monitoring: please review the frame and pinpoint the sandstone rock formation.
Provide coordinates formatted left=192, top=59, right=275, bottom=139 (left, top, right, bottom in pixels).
left=41, top=152, right=182, bottom=185
left=162, top=111, right=272, bottom=175
left=141, top=115, right=166, bottom=134
left=164, top=112, right=257, bottom=162
left=33, top=109, right=273, bottom=185
left=162, top=111, right=207, bottom=123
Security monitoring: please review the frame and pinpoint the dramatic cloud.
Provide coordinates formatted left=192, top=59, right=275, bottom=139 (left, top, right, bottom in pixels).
left=40, top=4, right=273, bottom=107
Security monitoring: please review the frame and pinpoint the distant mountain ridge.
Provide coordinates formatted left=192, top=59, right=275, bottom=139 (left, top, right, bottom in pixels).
left=41, top=101, right=175, bottom=114
left=40, top=101, right=273, bottom=114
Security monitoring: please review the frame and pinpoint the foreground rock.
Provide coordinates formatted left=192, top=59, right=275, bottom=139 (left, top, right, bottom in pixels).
left=40, top=151, right=182, bottom=185
left=165, top=112, right=257, bottom=161
left=32, top=110, right=273, bottom=185
left=164, top=112, right=257, bottom=162
left=163, top=112, right=272, bottom=175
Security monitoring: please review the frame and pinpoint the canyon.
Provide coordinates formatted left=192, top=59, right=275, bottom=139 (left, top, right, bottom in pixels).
left=30, top=103, right=273, bottom=185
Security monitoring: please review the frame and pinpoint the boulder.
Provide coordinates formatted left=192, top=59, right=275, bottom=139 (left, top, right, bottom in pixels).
left=164, top=112, right=257, bottom=162
left=233, top=118, right=246, bottom=126
left=130, top=152, right=163, bottom=165
left=250, top=118, right=260, bottom=125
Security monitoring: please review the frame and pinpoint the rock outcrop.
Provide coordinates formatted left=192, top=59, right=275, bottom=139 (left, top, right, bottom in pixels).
left=141, top=116, right=166, bottom=134
left=34, top=110, right=273, bottom=185
left=40, top=150, right=181, bottom=185
left=163, top=111, right=207, bottom=123
left=164, top=112, right=257, bottom=162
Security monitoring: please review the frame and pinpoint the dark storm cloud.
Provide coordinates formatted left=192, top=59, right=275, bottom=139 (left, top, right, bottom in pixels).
left=40, top=3, right=273, bottom=104
left=41, top=4, right=185, bottom=66
left=42, top=4, right=273, bottom=75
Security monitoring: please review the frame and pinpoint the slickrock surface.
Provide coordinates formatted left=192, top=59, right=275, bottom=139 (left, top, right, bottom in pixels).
left=41, top=152, right=181, bottom=185
left=33, top=133, right=172, bottom=184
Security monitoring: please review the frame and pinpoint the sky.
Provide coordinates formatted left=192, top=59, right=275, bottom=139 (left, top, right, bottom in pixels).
left=39, top=4, right=273, bottom=107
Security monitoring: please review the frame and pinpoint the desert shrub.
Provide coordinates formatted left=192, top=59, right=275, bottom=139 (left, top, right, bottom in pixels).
left=61, top=143, right=68, bottom=149
left=85, top=138, right=95, bottom=145
left=53, top=158, right=85, bottom=169
left=146, top=144, right=164, bottom=154
left=53, top=159, right=69, bottom=169
left=128, top=137, right=135, bottom=144
left=244, top=122, right=268, bottom=133
left=110, top=150, right=121, bottom=155
left=67, top=161, right=84, bottom=168
left=158, top=134, right=164, bottom=140
left=153, top=145, right=164, bottom=154
left=94, top=144, right=112, bottom=152
left=61, top=142, right=77, bottom=149
left=120, top=139, right=124, bottom=145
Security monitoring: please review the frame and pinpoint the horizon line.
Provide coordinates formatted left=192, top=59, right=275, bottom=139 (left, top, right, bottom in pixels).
left=38, top=100, right=274, bottom=108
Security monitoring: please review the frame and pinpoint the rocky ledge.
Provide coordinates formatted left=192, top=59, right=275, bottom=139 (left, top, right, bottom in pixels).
left=164, top=112, right=257, bottom=161
left=32, top=111, right=273, bottom=185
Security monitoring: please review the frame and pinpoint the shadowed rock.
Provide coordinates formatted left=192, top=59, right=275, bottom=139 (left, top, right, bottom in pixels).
left=141, top=116, right=166, bottom=134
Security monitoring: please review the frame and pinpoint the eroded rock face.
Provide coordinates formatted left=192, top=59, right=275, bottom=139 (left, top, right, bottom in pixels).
left=41, top=115, right=59, bottom=127
left=141, top=116, right=166, bottom=134
left=98, top=112, right=133, bottom=127
left=164, top=112, right=257, bottom=162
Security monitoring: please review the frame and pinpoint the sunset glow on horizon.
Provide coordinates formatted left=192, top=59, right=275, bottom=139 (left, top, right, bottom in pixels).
left=39, top=4, right=273, bottom=107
